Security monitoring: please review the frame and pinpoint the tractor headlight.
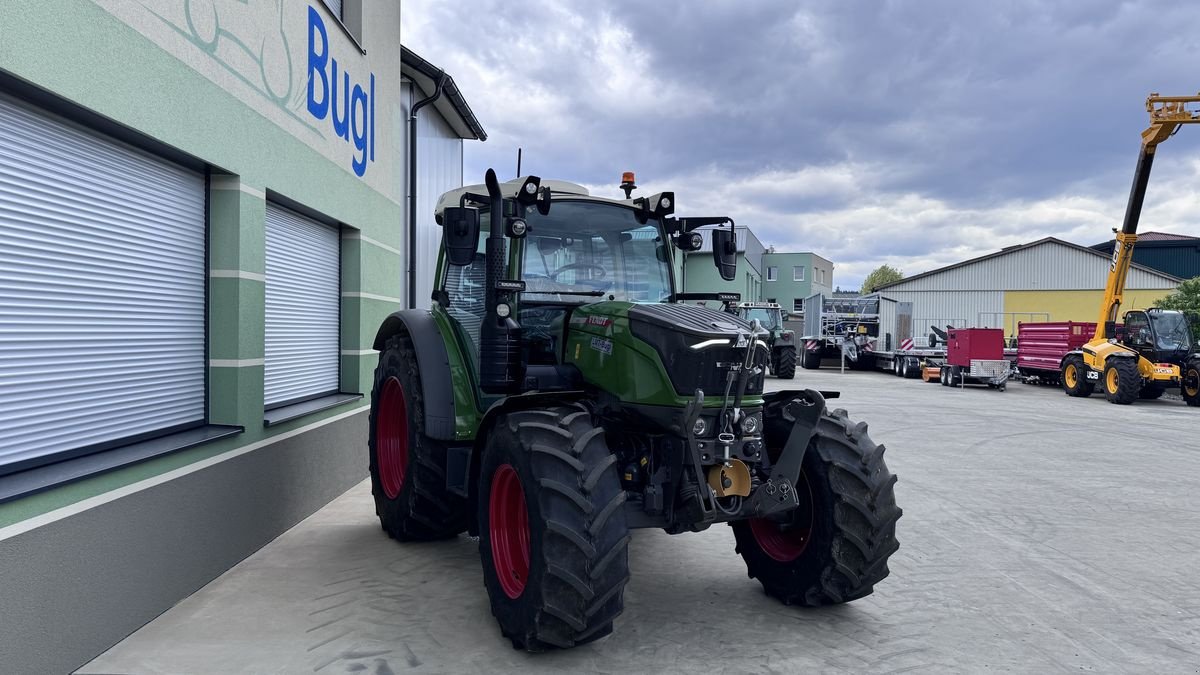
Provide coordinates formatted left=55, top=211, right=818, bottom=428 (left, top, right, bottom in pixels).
left=692, top=417, right=709, bottom=437
left=496, top=303, right=511, bottom=318
left=741, top=412, right=761, bottom=435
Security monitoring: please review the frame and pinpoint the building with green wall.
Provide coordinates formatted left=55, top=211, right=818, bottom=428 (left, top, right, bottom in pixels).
left=761, top=252, right=834, bottom=316
left=683, top=226, right=766, bottom=303
left=0, top=2, right=484, bottom=672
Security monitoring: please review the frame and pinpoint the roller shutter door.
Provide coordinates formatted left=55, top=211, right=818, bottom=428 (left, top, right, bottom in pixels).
left=0, top=94, right=206, bottom=473
left=264, top=204, right=340, bottom=407
left=322, top=0, right=343, bottom=19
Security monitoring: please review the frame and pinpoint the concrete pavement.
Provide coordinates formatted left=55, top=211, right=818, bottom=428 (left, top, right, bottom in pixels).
left=79, top=368, right=1200, bottom=673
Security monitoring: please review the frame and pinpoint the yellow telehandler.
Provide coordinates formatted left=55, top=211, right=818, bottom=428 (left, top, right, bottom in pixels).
left=1060, top=93, right=1200, bottom=406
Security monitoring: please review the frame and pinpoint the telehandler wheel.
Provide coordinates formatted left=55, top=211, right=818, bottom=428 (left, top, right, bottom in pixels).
left=801, top=348, right=822, bottom=370
left=731, top=408, right=901, bottom=606
left=1061, top=355, right=1094, bottom=398
left=478, top=404, right=630, bottom=652
left=1182, top=361, right=1200, bottom=407
left=369, top=335, right=468, bottom=541
left=775, top=346, right=797, bottom=379
left=1103, top=358, right=1141, bottom=405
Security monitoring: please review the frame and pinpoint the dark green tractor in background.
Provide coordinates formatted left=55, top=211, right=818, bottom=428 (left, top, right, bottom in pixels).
left=730, top=302, right=797, bottom=379
left=367, top=169, right=901, bottom=651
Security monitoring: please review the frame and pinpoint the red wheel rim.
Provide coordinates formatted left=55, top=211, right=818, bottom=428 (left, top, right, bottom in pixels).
left=749, top=517, right=811, bottom=562
left=748, top=475, right=814, bottom=562
left=376, top=376, right=409, bottom=499
left=489, top=464, right=531, bottom=599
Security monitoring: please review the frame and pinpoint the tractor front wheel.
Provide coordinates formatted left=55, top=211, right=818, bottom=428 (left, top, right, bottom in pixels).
left=1061, top=355, right=1094, bottom=398
left=731, top=408, right=901, bottom=605
left=775, top=346, right=797, bottom=379
left=1103, top=358, right=1141, bottom=405
left=478, top=404, right=630, bottom=651
left=1182, top=361, right=1200, bottom=407
left=368, top=335, right=467, bottom=540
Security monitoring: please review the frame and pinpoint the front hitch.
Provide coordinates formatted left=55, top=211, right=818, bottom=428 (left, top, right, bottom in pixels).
left=746, top=389, right=826, bottom=518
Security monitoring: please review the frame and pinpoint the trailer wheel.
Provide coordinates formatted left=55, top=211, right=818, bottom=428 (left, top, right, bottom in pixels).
left=899, top=358, right=909, bottom=378
left=1182, top=361, right=1200, bottom=407
left=369, top=335, right=468, bottom=541
left=775, top=346, right=797, bottom=379
left=478, top=404, right=630, bottom=651
left=1103, top=358, right=1141, bottom=405
left=903, top=357, right=920, bottom=379
left=732, top=408, right=901, bottom=606
left=801, top=348, right=822, bottom=370
left=1061, top=355, right=1094, bottom=398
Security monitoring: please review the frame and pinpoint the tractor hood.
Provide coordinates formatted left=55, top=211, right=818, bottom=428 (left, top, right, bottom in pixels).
left=626, top=303, right=752, bottom=338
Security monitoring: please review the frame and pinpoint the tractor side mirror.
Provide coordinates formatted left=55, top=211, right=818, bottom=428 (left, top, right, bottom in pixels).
left=442, top=206, right=481, bottom=266
left=712, top=228, right=737, bottom=281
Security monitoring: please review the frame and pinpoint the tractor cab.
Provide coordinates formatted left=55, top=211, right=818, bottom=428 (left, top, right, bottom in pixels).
left=1122, top=308, right=1195, bottom=364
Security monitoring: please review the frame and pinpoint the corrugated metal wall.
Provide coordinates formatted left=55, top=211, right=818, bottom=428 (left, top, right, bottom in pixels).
left=406, top=81, right=465, bottom=309
left=881, top=290, right=1005, bottom=330
left=884, top=240, right=1179, bottom=292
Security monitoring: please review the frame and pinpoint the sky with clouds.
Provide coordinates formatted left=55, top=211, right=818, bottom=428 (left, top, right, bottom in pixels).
left=402, top=1, right=1200, bottom=290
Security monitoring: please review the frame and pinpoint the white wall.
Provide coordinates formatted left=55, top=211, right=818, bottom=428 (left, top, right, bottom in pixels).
left=404, top=80, right=465, bottom=309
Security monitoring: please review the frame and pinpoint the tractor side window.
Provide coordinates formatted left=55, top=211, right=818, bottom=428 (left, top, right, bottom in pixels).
left=444, top=236, right=488, bottom=359
left=621, top=226, right=670, bottom=302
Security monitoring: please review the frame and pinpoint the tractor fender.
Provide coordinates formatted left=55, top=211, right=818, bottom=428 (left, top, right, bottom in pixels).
left=465, top=390, right=588, bottom=535
left=372, top=309, right=456, bottom=440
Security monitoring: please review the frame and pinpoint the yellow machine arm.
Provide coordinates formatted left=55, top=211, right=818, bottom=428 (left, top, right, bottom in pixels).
left=1096, top=93, right=1200, bottom=338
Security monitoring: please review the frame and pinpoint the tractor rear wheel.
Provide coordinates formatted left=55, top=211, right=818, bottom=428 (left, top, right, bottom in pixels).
left=801, top=347, right=822, bottom=370
left=1103, top=358, right=1141, bottom=405
left=369, top=335, right=467, bottom=541
left=1182, top=361, right=1200, bottom=407
left=775, top=347, right=797, bottom=379
left=1061, top=355, right=1094, bottom=397
left=478, top=404, right=630, bottom=651
left=731, top=408, right=901, bottom=606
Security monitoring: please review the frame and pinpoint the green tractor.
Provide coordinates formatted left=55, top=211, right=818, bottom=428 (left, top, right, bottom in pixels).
left=368, top=169, right=901, bottom=651
left=730, top=302, right=797, bottom=379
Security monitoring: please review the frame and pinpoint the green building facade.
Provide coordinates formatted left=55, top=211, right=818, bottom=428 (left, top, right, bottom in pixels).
left=0, top=3, right=483, bottom=672
left=761, top=252, right=834, bottom=315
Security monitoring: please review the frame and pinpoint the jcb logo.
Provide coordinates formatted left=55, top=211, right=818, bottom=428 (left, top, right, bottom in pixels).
left=1110, top=243, right=1131, bottom=272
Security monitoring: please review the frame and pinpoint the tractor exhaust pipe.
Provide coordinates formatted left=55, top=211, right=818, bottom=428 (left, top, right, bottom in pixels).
left=479, top=169, right=524, bottom=393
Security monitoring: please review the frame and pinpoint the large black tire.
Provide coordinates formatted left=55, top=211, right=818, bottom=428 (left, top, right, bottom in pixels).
left=801, top=347, right=822, bottom=370
left=1061, top=355, right=1094, bottom=397
left=369, top=335, right=468, bottom=541
left=731, top=407, right=901, bottom=606
left=775, top=346, right=797, bottom=379
left=1183, top=360, right=1200, bottom=407
left=905, top=358, right=921, bottom=379
left=478, top=404, right=630, bottom=651
left=1103, top=357, right=1141, bottom=405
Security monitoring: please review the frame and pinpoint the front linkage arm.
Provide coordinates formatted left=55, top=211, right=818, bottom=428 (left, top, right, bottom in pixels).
left=746, top=390, right=826, bottom=518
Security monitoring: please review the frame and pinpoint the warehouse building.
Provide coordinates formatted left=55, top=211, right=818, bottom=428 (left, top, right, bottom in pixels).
left=0, top=3, right=483, bottom=672
left=1089, top=231, right=1200, bottom=280
left=875, top=237, right=1181, bottom=337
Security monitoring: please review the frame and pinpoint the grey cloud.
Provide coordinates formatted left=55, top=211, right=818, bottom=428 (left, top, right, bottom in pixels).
left=402, top=0, right=1200, bottom=289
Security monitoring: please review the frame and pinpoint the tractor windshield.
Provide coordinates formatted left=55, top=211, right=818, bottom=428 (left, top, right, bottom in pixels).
left=520, top=200, right=672, bottom=303
left=742, top=308, right=782, bottom=330
left=1149, top=311, right=1194, bottom=352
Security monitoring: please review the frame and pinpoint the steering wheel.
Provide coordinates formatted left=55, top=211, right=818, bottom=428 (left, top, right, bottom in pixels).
left=549, top=262, right=607, bottom=280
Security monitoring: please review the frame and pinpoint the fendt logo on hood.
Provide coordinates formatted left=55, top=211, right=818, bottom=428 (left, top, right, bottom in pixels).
left=306, top=6, right=375, bottom=177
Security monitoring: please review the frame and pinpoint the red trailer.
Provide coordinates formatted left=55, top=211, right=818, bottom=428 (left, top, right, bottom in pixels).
left=939, top=328, right=1011, bottom=390
left=1017, top=322, right=1097, bottom=385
